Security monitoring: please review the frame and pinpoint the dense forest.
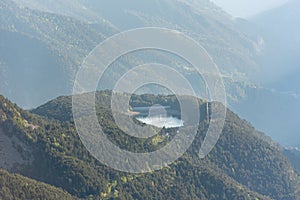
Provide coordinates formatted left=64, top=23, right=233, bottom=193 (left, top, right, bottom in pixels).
left=0, top=169, right=75, bottom=200
left=0, top=91, right=299, bottom=199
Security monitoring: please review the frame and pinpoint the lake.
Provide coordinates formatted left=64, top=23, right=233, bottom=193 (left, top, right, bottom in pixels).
left=132, top=105, right=183, bottom=128
left=136, top=116, right=184, bottom=128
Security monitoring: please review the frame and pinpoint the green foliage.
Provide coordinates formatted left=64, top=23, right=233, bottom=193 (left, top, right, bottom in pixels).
left=0, top=169, right=75, bottom=200
left=1, top=92, right=299, bottom=199
left=201, top=110, right=300, bottom=199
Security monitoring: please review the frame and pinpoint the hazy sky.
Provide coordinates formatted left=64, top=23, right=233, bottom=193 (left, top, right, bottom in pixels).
left=211, top=0, right=288, bottom=18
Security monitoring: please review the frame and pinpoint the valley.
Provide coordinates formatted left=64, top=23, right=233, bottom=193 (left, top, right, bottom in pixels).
left=0, top=0, right=300, bottom=199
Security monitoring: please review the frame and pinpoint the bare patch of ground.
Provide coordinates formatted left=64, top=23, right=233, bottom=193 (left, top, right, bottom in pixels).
left=24, top=120, right=39, bottom=130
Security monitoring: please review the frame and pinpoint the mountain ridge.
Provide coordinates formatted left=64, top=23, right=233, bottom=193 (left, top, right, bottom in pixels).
left=1, top=91, right=298, bottom=200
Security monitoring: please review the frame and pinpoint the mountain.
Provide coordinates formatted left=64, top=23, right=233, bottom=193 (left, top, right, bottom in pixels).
left=237, top=0, right=300, bottom=147
left=0, top=0, right=263, bottom=108
left=0, top=0, right=277, bottom=146
left=227, top=81, right=300, bottom=147
left=10, top=0, right=115, bottom=26
left=10, top=0, right=262, bottom=75
left=284, top=148, right=300, bottom=173
left=1, top=0, right=300, bottom=160
left=0, top=0, right=114, bottom=108
left=252, top=0, right=300, bottom=92
left=81, top=0, right=262, bottom=75
left=74, top=0, right=300, bottom=149
left=0, top=91, right=296, bottom=199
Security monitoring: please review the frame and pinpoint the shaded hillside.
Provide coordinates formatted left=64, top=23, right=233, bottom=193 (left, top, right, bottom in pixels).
left=0, top=0, right=110, bottom=108
left=228, top=81, right=300, bottom=147
left=284, top=148, right=300, bottom=173
left=82, top=0, right=262, bottom=76
left=252, top=0, right=300, bottom=92
left=0, top=29, right=68, bottom=108
left=0, top=169, right=75, bottom=200
left=9, top=0, right=262, bottom=76
left=241, top=0, right=300, bottom=148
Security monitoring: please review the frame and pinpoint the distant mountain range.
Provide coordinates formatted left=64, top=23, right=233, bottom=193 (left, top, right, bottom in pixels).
left=0, top=0, right=262, bottom=107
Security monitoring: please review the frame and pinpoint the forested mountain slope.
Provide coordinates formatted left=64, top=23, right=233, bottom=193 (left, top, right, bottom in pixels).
left=0, top=169, right=76, bottom=200
left=1, top=92, right=299, bottom=199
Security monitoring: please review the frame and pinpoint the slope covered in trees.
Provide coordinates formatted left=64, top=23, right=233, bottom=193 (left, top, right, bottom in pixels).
left=0, top=92, right=299, bottom=199
left=0, top=169, right=75, bottom=200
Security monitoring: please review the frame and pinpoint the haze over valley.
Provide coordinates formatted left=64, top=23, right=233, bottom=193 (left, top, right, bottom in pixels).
left=0, top=1, right=300, bottom=199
